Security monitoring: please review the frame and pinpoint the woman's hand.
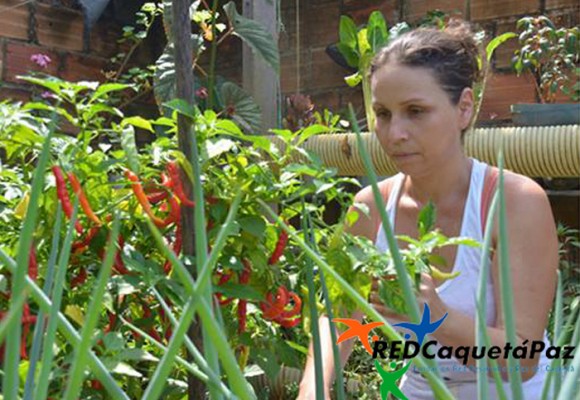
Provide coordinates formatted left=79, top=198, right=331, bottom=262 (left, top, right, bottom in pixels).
left=370, top=273, right=448, bottom=323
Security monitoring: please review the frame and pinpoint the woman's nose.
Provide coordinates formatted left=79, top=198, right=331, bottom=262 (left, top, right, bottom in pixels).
left=387, top=115, right=409, bottom=143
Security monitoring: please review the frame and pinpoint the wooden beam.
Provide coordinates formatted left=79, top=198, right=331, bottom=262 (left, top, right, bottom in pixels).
left=242, top=0, right=279, bottom=131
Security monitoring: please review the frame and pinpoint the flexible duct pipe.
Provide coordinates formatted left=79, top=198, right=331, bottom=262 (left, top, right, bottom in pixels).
left=284, top=125, right=580, bottom=178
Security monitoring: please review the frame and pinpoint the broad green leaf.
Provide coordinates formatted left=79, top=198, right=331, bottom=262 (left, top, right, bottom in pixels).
left=122, top=116, right=154, bottom=132
left=417, top=201, right=436, bottom=238
left=223, top=1, right=280, bottom=73
left=163, top=98, right=198, bottom=120
left=153, top=38, right=204, bottom=109
left=357, top=28, right=371, bottom=55
left=367, top=11, right=388, bottom=52
left=336, top=43, right=360, bottom=68
left=111, top=362, right=143, bottom=378
left=220, top=81, right=262, bottom=133
left=93, top=83, right=131, bottom=100
left=239, top=215, right=266, bottom=239
left=297, top=124, right=330, bottom=145
left=121, top=125, right=140, bottom=174
left=486, top=32, right=517, bottom=62
left=64, top=305, right=85, bottom=326
left=213, top=282, right=263, bottom=301
left=339, top=16, right=358, bottom=49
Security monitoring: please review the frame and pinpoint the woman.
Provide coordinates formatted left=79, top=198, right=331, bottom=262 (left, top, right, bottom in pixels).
left=298, top=20, right=558, bottom=399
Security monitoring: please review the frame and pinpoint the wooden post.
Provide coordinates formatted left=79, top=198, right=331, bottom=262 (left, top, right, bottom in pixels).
left=169, top=1, right=205, bottom=399
left=242, top=0, right=279, bottom=131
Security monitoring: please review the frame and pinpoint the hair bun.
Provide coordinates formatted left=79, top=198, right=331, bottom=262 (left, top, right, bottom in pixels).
left=444, top=18, right=481, bottom=81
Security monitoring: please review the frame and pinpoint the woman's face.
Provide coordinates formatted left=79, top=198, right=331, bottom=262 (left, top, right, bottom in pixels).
left=371, top=62, right=473, bottom=177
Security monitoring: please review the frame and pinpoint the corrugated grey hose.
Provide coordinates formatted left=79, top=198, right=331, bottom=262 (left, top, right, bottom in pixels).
left=274, top=125, right=580, bottom=178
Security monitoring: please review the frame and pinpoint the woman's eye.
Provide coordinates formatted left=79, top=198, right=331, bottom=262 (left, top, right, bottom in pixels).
left=375, top=110, right=391, bottom=119
left=408, top=107, right=424, bottom=116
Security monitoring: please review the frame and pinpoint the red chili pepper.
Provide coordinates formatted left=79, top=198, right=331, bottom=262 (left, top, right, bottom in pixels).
left=125, top=170, right=167, bottom=228
left=237, top=300, right=247, bottom=334
left=70, top=267, right=87, bottom=288
left=28, top=244, right=38, bottom=282
left=268, top=229, right=289, bottom=265
left=68, top=172, right=102, bottom=226
left=214, top=271, right=234, bottom=305
left=20, top=303, right=36, bottom=359
left=52, top=166, right=83, bottom=234
left=146, top=191, right=168, bottom=204
left=163, top=222, right=182, bottom=274
left=166, top=161, right=195, bottom=207
left=114, top=236, right=130, bottom=275
left=162, top=194, right=181, bottom=226
left=90, top=379, right=103, bottom=391
left=72, top=226, right=100, bottom=253
left=142, top=304, right=163, bottom=342
left=260, top=286, right=302, bottom=328
left=236, top=260, right=252, bottom=333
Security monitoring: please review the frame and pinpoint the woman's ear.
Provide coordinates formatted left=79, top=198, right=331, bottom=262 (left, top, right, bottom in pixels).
left=458, top=87, right=475, bottom=130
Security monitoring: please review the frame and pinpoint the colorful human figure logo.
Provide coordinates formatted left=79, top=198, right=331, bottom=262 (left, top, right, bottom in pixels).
left=375, top=360, right=412, bottom=400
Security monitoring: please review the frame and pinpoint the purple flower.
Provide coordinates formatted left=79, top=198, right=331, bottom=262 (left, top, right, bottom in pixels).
left=30, top=53, right=51, bottom=68
left=40, top=91, right=56, bottom=100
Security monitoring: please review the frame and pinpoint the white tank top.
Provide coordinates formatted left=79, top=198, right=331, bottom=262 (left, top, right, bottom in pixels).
left=374, top=158, right=552, bottom=399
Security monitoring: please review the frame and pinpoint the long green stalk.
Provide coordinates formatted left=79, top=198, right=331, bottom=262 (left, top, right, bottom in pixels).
left=497, top=153, right=524, bottom=400
left=35, top=202, right=80, bottom=400
left=301, top=208, right=324, bottom=399
left=476, top=190, right=508, bottom=400
left=541, top=302, right=579, bottom=400
left=0, top=249, right=129, bottom=399
left=318, top=249, right=345, bottom=398
left=24, top=206, right=63, bottom=400
left=151, top=287, right=234, bottom=397
left=142, top=191, right=254, bottom=399
left=119, top=316, right=213, bottom=383
left=188, top=112, right=221, bottom=399
left=0, top=289, right=30, bottom=344
left=552, top=271, right=564, bottom=398
left=555, top=314, right=580, bottom=400
left=3, top=115, right=55, bottom=400
left=64, top=214, right=121, bottom=400
left=257, top=200, right=456, bottom=400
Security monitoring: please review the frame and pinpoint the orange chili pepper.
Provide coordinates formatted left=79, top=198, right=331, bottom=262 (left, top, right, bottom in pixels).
left=68, top=172, right=102, bottom=225
left=125, top=170, right=167, bottom=228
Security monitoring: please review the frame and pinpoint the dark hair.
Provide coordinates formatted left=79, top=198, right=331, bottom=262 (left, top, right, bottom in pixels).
left=370, top=20, right=481, bottom=105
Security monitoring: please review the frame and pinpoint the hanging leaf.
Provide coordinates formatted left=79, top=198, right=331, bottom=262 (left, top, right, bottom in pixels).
left=417, top=201, right=436, bottom=238
left=153, top=37, right=204, bottom=109
left=220, top=81, right=262, bottom=133
left=120, top=125, right=140, bottom=174
left=223, top=1, right=280, bottom=74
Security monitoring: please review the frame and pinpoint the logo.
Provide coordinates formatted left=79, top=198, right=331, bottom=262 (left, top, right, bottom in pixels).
left=334, top=304, right=447, bottom=400
left=334, top=304, right=576, bottom=400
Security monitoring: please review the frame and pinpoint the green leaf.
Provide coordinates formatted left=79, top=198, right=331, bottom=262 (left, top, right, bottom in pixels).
left=93, top=83, right=131, bottom=100
left=163, top=98, right=198, bottom=120
left=120, top=125, right=140, bottom=174
left=367, top=11, right=388, bottom=52
left=111, top=362, right=143, bottom=378
left=486, top=32, right=517, bottom=62
left=336, top=43, right=359, bottom=68
left=153, top=38, right=204, bottom=109
left=223, top=1, right=280, bottom=73
left=214, top=282, right=263, bottom=301
left=417, top=201, right=436, bottom=238
left=344, top=71, right=362, bottom=87
left=297, top=124, right=329, bottom=145
left=220, top=81, right=262, bottom=133
left=122, top=116, right=154, bottom=133
left=239, top=216, right=266, bottom=239
left=339, top=16, right=358, bottom=49
left=204, top=138, right=235, bottom=160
